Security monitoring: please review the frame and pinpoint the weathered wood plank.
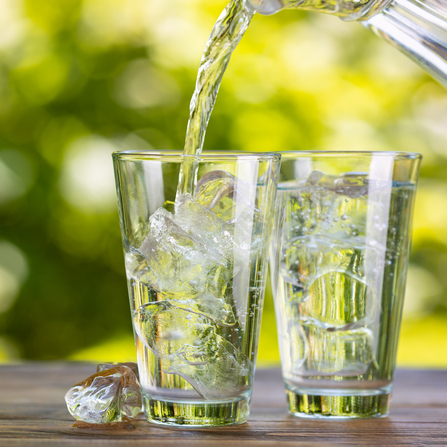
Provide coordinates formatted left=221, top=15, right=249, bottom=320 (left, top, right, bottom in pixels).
left=0, top=364, right=446, bottom=446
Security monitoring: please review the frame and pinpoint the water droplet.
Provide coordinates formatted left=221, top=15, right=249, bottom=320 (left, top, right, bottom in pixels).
left=341, top=214, right=349, bottom=221
left=333, top=218, right=339, bottom=223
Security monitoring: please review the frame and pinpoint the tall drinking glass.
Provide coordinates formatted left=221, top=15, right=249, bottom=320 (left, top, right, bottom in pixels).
left=113, top=151, right=280, bottom=427
left=271, top=151, right=421, bottom=418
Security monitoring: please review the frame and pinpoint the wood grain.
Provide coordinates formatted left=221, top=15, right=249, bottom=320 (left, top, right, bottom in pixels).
left=0, top=364, right=446, bottom=446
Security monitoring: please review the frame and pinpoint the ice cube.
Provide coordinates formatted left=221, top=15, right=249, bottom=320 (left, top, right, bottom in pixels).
left=302, top=325, right=374, bottom=376
left=223, top=207, right=253, bottom=254
left=204, top=262, right=240, bottom=309
left=306, top=170, right=369, bottom=198
left=280, top=177, right=371, bottom=304
left=133, top=301, right=251, bottom=400
left=65, top=365, right=142, bottom=424
left=280, top=171, right=378, bottom=378
left=281, top=274, right=305, bottom=303
left=97, top=362, right=139, bottom=378
left=306, top=170, right=325, bottom=186
left=175, top=193, right=224, bottom=233
left=174, top=194, right=233, bottom=259
left=334, top=172, right=369, bottom=198
left=137, top=199, right=244, bottom=300
left=133, top=301, right=211, bottom=359
left=171, top=294, right=237, bottom=327
left=302, top=270, right=368, bottom=326
left=194, top=170, right=253, bottom=222
left=124, top=249, right=157, bottom=286
left=138, top=208, right=209, bottom=297
left=141, top=207, right=204, bottom=262
left=281, top=237, right=367, bottom=296
left=280, top=321, right=309, bottom=374
left=164, top=334, right=253, bottom=400
left=131, top=194, right=250, bottom=315
left=223, top=206, right=268, bottom=266
left=133, top=298, right=237, bottom=355
left=194, top=170, right=237, bottom=222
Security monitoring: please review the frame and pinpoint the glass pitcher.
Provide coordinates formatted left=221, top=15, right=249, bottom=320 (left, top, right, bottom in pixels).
left=248, top=0, right=447, bottom=88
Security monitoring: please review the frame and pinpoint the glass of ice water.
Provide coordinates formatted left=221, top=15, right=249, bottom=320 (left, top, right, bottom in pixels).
left=113, top=150, right=280, bottom=427
left=270, top=151, right=421, bottom=418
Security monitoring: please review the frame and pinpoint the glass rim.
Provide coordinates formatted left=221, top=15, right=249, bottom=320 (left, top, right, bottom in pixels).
left=112, top=150, right=281, bottom=162
left=280, top=150, right=422, bottom=159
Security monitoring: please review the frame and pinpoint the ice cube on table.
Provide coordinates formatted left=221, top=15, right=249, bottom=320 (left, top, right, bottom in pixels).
left=65, top=365, right=142, bottom=424
left=97, top=362, right=139, bottom=378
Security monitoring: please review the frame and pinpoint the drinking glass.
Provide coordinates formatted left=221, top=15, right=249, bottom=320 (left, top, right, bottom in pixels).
left=270, top=151, right=421, bottom=418
left=113, top=150, right=280, bottom=427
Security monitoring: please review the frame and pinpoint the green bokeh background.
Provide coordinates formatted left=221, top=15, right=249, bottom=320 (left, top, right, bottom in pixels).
left=0, top=0, right=446, bottom=367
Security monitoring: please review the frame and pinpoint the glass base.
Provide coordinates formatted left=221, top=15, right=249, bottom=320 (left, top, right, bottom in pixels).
left=143, top=395, right=251, bottom=427
left=286, top=390, right=391, bottom=419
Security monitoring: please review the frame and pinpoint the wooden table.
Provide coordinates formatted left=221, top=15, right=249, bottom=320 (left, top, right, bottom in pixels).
left=0, top=364, right=446, bottom=446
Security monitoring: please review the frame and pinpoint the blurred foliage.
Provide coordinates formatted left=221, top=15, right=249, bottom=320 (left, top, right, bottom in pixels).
left=0, top=0, right=447, bottom=367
